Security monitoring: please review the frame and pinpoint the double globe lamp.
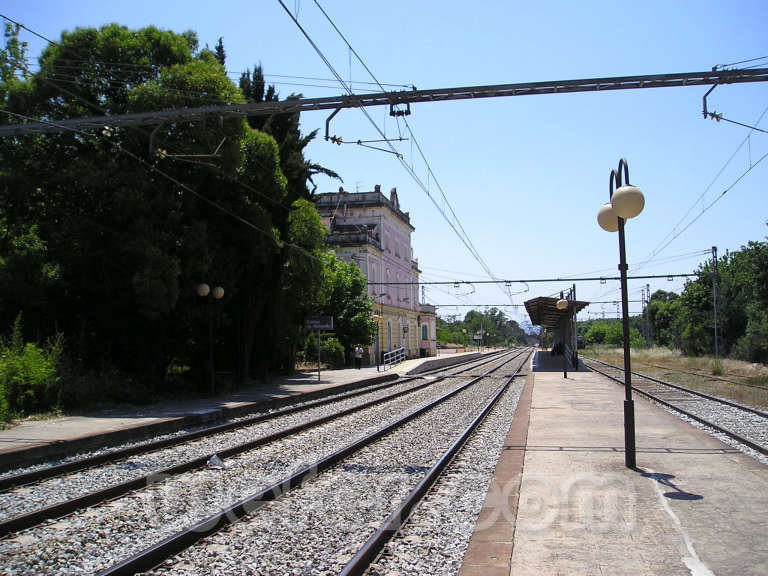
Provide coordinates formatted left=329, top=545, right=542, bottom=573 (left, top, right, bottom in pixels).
left=596, top=158, right=645, bottom=469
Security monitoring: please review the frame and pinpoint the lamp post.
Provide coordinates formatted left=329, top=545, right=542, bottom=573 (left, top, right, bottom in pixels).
left=197, top=283, right=224, bottom=396
left=556, top=295, right=569, bottom=378
left=374, top=292, right=387, bottom=371
left=372, top=313, right=383, bottom=371
left=596, top=157, right=645, bottom=469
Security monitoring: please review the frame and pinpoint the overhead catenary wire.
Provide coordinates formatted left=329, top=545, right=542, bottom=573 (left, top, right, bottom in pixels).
left=3, top=109, right=323, bottom=265
left=366, top=273, right=695, bottom=286
left=31, top=65, right=411, bottom=95
left=1, top=14, right=299, bottom=215
left=637, top=102, right=768, bottom=270
left=715, top=55, right=768, bottom=69
left=638, top=149, right=768, bottom=269
left=299, top=0, right=516, bottom=306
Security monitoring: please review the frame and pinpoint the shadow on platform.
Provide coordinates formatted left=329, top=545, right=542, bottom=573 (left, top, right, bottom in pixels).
left=532, top=349, right=588, bottom=372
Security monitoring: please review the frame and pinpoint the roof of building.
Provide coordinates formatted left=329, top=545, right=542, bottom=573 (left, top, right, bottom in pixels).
left=524, top=296, right=589, bottom=328
left=314, top=186, right=414, bottom=231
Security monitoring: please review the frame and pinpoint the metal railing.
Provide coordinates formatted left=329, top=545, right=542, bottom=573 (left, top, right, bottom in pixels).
left=382, top=347, right=406, bottom=371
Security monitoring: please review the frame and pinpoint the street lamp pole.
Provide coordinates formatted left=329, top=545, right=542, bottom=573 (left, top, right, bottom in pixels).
left=197, top=283, right=224, bottom=396
left=597, top=157, right=645, bottom=469
left=556, top=293, right=569, bottom=379
left=374, top=292, right=387, bottom=372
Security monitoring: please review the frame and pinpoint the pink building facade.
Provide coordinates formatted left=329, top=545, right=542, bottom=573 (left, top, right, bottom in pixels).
left=315, top=185, right=437, bottom=362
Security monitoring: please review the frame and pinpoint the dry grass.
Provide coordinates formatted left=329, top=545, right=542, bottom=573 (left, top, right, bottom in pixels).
left=584, top=346, right=768, bottom=408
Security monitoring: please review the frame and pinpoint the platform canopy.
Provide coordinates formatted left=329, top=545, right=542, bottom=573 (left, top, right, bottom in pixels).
left=524, top=296, right=589, bottom=328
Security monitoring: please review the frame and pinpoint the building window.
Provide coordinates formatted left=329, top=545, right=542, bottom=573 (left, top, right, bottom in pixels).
left=385, top=233, right=390, bottom=252
left=396, top=273, right=401, bottom=301
left=395, top=241, right=400, bottom=258
left=386, top=269, right=391, bottom=298
left=370, top=265, right=376, bottom=288
left=422, top=324, right=428, bottom=341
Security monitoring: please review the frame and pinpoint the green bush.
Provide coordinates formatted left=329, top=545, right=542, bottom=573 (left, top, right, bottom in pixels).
left=0, top=314, right=63, bottom=420
left=302, top=334, right=346, bottom=369
left=604, top=322, right=644, bottom=349
left=320, top=336, right=345, bottom=369
left=584, top=323, right=608, bottom=345
left=584, top=321, right=643, bottom=349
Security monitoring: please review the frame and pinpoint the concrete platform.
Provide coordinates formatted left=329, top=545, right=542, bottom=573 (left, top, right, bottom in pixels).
left=0, top=353, right=477, bottom=471
left=460, top=350, right=768, bottom=576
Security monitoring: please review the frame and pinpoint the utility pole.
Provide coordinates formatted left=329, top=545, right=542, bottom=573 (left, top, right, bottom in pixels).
left=712, top=246, right=719, bottom=360
left=645, top=283, right=651, bottom=346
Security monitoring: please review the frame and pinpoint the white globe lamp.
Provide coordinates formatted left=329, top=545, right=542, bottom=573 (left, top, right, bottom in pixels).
left=597, top=203, right=619, bottom=233
left=611, top=184, right=645, bottom=219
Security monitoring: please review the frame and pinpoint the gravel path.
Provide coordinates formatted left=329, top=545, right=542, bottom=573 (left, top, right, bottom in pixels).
left=0, top=373, right=501, bottom=575
left=142, top=375, right=519, bottom=576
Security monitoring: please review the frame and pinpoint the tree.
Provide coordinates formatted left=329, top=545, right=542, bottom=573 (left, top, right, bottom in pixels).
left=436, top=308, right=529, bottom=348
left=0, top=24, right=338, bottom=402
left=214, top=37, right=226, bottom=66
left=584, top=322, right=608, bottom=345
left=316, top=252, right=375, bottom=363
left=0, top=22, right=29, bottom=106
left=239, top=65, right=339, bottom=200
left=647, top=290, right=681, bottom=348
left=647, top=237, right=768, bottom=362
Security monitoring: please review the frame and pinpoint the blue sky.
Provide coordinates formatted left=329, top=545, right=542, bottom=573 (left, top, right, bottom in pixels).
left=3, top=1, right=767, bottom=326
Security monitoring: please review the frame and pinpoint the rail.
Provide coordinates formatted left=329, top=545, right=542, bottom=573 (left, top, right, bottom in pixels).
left=382, top=347, right=406, bottom=370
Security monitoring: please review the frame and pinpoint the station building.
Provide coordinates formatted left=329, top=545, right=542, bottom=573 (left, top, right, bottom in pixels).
left=314, top=185, right=437, bottom=363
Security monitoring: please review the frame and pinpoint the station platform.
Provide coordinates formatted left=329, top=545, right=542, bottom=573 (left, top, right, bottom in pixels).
left=0, top=353, right=470, bottom=471
left=460, top=350, right=768, bottom=576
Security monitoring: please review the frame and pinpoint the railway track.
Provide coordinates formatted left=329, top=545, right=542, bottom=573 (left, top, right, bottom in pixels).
left=0, top=348, right=508, bottom=490
left=583, top=356, right=768, bottom=457
left=0, top=349, right=513, bottom=535
left=0, top=349, right=530, bottom=575
left=339, top=352, right=529, bottom=576
left=634, top=360, right=767, bottom=390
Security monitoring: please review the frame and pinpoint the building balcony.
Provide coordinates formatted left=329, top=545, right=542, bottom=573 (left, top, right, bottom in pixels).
left=419, top=303, right=436, bottom=315
left=326, top=232, right=381, bottom=249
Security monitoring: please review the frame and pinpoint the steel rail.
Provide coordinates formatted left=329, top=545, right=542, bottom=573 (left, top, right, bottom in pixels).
left=0, top=351, right=520, bottom=535
left=415, top=347, right=512, bottom=377
left=0, top=372, right=449, bottom=536
left=2, top=69, right=767, bottom=137
left=339, top=350, right=530, bottom=576
left=0, top=374, right=402, bottom=491
left=585, top=360, right=768, bottom=456
left=95, top=352, right=523, bottom=576
left=0, top=349, right=512, bottom=492
left=584, top=356, right=768, bottom=418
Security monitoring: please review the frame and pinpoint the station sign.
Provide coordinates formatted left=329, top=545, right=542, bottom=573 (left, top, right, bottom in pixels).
left=305, top=316, right=334, bottom=331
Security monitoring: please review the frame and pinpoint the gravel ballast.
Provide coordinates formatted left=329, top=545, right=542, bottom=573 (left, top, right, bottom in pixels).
left=142, top=372, right=524, bottom=575
left=0, top=354, right=521, bottom=575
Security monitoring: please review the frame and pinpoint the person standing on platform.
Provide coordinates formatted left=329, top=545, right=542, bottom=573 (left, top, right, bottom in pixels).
left=354, top=344, right=363, bottom=369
